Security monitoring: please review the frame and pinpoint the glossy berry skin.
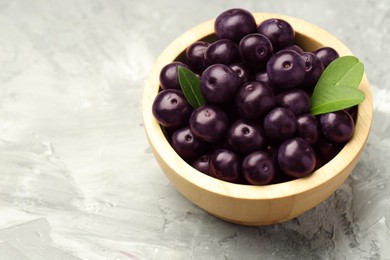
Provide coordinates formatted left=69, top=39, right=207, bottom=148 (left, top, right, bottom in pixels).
left=300, top=52, right=324, bottom=88
left=314, top=47, right=339, bottom=68
left=214, top=8, right=257, bottom=43
left=267, top=50, right=306, bottom=89
left=242, top=151, right=275, bottom=185
left=277, top=89, right=311, bottom=116
left=152, top=89, right=193, bottom=128
left=263, top=107, right=297, bottom=141
left=320, top=110, right=355, bottom=143
left=189, top=105, right=229, bottom=143
left=227, top=119, right=266, bottom=154
left=229, top=63, right=252, bottom=83
left=238, top=33, right=273, bottom=70
left=235, top=81, right=276, bottom=120
left=278, top=138, right=316, bottom=178
left=159, top=61, right=188, bottom=90
left=209, top=149, right=241, bottom=183
left=191, top=154, right=210, bottom=175
left=185, top=41, right=209, bottom=72
left=296, top=114, right=320, bottom=144
left=171, top=127, right=205, bottom=160
left=257, top=18, right=295, bottom=50
left=200, top=64, right=241, bottom=104
left=254, top=70, right=270, bottom=84
left=205, top=39, right=239, bottom=65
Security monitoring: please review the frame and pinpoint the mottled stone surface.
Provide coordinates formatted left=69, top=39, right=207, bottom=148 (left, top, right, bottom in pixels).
left=0, top=0, right=389, bottom=259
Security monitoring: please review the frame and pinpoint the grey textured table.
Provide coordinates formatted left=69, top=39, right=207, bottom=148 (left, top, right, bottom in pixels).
left=0, top=0, right=388, bottom=259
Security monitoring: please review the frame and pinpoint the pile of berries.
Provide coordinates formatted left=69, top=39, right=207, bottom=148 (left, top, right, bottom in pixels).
left=152, top=8, right=356, bottom=185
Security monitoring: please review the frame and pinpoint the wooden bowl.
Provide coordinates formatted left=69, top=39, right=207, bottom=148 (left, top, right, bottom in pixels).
left=142, top=13, right=373, bottom=226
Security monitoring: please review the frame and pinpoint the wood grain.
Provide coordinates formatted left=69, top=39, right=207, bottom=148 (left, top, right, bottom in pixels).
left=142, top=13, right=373, bottom=226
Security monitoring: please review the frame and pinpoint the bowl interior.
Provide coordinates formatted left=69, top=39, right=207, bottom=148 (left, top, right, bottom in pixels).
left=143, top=13, right=373, bottom=202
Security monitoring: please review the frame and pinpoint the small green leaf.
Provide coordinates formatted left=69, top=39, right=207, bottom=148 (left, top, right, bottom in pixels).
left=311, top=86, right=365, bottom=115
left=310, top=56, right=365, bottom=115
left=314, top=56, right=364, bottom=91
left=177, top=66, right=206, bottom=108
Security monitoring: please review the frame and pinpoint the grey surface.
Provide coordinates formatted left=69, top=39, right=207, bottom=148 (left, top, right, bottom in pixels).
left=0, top=0, right=388, bottom=259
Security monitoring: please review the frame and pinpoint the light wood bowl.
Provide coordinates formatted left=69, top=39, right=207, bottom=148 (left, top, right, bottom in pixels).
left=142, top=13, right=373, bottom=226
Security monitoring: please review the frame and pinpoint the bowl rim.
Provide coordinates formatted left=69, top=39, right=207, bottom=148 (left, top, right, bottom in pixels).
left=142, top=13, right=373, bottom=200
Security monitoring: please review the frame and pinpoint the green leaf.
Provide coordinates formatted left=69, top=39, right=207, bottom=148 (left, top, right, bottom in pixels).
left=310, top=56, right=365, bottom=115
left=177, top=66, right=206, bottom=108
left=311, top=86, right=365, bottom=115
left=314, top=56, right=364, bottom=91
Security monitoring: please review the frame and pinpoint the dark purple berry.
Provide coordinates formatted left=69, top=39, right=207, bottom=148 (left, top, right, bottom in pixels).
left=227, top=119, right=266, bottom=154
left=315, top=137, right=343, bottom=164
left=238, top=33, right=273, bottom=70
left=214, top=8, right=257, bottom=43
left=345, top=106, right=358, bottom=122
left=277, top=89, right=311, bottom=115
left=229, top=63, right=252, bottom=83
left=267, top=50, right=306, bottom=89
left=171, top=126, right=205, bottom=160
left=263, top=107, right=297, bottom=141
left=205, top=39, right=239, bottom=65
left=283, top=44, right=304, bottom=54
left=159, top=62, right=188, bottom=90
left=235, top=81, right=276, bottom=120
left=257, top=18, right=295, bottom=50
left=242, top=151, right=275, bottom=185
left=314, top=47, right=339, bottom=68
left=254, top=70, right=270, bottom=84
left=152, top=89, right=192, bottom=128
left=185, top=41, right=209, bottom=72
left=320, top=110, right=355, bottom=143
left=296, top=114, right=320, bottom=144
left=189, top=105, right=229, bottom=143
left=200, top=64, right=241, bottom=104
left=301, top=52, right=324, bottom=88
left=191, top=154, right=210, bottom=175
left=278, top=138, right=316, bottom=178
left=209, top=149, right=241, bottom=182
